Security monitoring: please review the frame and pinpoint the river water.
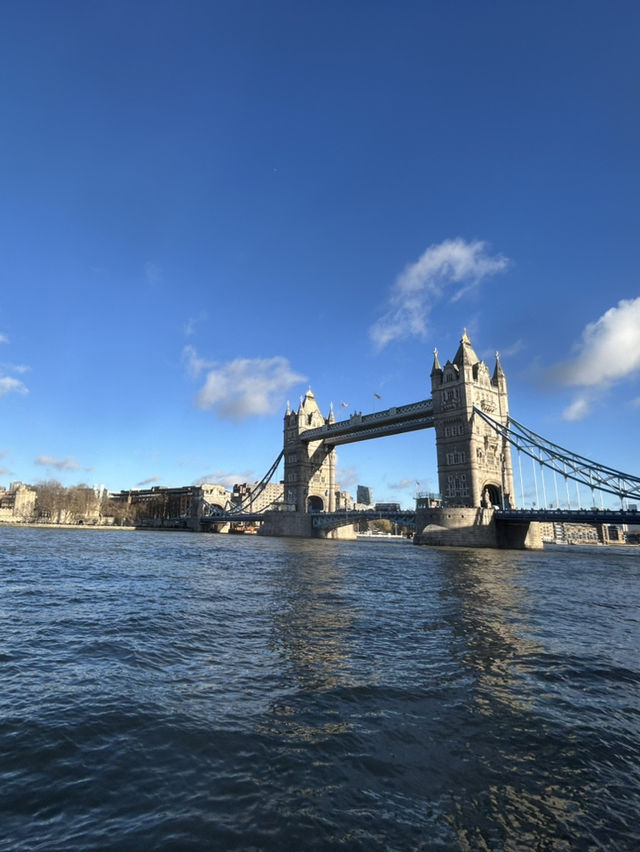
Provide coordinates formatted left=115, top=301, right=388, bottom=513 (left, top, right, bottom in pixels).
left=1, top=526, right=639, bottom=850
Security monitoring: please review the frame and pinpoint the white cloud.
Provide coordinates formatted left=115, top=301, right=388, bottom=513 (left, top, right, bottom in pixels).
left=35, top=455, right=82, bottom=471
left=0, top=377, right=28, bottom=398
left=632, top=397, right=640, bottom=408
left=548, top=298, right=640, bottom=420
left=185, top=348, right=307, bottom=421
left=562, top=395, right=594, bottom=421
left=0, top=333, right=8, bottom=344
left=553, top=298, right=640, bottom=387
left=193, top=470, right=255, bottom=489
left=369, top=238, right=509, bottom=349
left=183, top=345, right=213, bottom=378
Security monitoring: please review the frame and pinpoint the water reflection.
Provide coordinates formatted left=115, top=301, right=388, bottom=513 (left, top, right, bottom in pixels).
left=267, top=542, right=359, bottom=691
left=439, top=549, right=584, bottom=846
left=262, top=542, right=358, bottom=742
left=441, top=550, right=542, bottom=712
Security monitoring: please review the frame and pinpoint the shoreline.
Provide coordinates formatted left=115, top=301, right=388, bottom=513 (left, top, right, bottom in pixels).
left=1, top=522, right=142, bottom=532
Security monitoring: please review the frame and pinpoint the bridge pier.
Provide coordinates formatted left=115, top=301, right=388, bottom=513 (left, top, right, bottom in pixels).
left=414, top=507, right=543, bottom=549
left=258, top=511, right=356, bottom=539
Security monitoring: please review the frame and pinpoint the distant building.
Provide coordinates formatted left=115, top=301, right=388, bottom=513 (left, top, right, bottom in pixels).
left=415, top=492, right=441, bottom=510
left=231, top=482, right=284, bottom=513
left=0, top=482, right=36, bottom=522
left=357, top=485, right=373, bottom=506
left=375, top=502, right=401, bottom=512
left=335, top=490, right=355, bottom=511
left=109, top=483, right=232, bottom=528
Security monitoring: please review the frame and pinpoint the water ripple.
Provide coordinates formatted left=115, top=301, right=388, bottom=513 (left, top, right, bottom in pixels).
left=1, top=528, right=639, bottom=849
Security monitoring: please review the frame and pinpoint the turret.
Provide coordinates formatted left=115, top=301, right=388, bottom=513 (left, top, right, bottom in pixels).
left=492, top=352, right=507, bottom=391
left=430, top=347, right=443, bottom=383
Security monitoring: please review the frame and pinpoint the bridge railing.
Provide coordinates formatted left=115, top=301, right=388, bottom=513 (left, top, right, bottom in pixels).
left=301, top=399, right=434, bottom=442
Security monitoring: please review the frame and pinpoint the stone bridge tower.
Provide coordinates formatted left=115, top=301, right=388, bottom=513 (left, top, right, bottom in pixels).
left=283, top=389, right=336, bottom=513
left=430, top=332, right=515, bottom=508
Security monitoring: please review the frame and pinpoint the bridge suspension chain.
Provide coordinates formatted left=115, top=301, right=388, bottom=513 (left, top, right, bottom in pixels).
left=203, top=451, right=285, bottom=517
left=473, top=407, right=640, bottom=503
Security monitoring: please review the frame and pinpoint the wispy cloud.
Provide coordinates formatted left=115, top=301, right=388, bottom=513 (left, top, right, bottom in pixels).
left=35, top=455, right=83, bottom=471
left=1, top=363, right=30, bottom=374
left=482, top=339, right=525, bottom=361
left=183, top=345, right=213, bottom=378
left=562, top=396, right=593, bottom=422
left=184, top=347, right=307, bottom=421
left=388, top=478, right=416, bottom=491
left=0, top=377, right=28, bottom=398
left=183, top=312, right=207, bottom=337
left=0, top=332, right=31, bottom=397
left=136, top=476, right=162, bottom=487
left=144, top=261, right=162, bottom=285
left=548, top=297, right=640, bottom=420
left=369, top=238, right=509, bottom=350
left=193, top=470, right=255, bottom=489
left=336, top=465, right=359, bottom=490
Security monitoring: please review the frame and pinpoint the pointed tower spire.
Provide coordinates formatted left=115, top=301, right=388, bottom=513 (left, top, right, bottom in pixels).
left=430, top=347, right=442, bottom=376
left=492, top=351, right=506, bottom=385
left=452, top=331, right=479, bottom=367
left=328, top=401, right=336, bottom=424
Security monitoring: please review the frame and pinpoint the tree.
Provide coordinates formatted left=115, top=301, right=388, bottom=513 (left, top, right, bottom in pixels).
left=371, top=518, right=393, bottom=534
left=34, top=480, right=66, bottom=522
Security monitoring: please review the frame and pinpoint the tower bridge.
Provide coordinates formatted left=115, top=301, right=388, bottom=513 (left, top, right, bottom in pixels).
left=205, top=332, right=640, bottom=549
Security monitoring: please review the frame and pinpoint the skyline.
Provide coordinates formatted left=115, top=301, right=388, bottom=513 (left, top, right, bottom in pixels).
left=1, top=2, right=639, bottom=505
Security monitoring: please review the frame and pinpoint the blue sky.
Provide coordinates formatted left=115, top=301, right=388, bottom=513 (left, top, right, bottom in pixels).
left=1, top=0, right=639, bottom=506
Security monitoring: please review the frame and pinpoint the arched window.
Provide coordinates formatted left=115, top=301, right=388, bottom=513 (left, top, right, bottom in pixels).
left=308, top=495, right=324, bottom=512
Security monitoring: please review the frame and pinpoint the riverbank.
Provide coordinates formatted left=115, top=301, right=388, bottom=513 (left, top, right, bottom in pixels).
left=0, top=521, right=138, bottom=531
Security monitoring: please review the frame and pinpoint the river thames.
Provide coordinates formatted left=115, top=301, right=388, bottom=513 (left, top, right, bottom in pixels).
left=1, top=526, right=638, bottom=850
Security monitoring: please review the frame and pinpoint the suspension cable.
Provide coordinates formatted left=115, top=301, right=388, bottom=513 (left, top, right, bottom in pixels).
left=473, top=407, right=640, bottom=502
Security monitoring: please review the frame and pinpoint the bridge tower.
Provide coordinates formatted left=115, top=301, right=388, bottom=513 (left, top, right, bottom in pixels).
left=283, top=389, right=336, bottom=513
left=430, top=332, right=515, bottom=508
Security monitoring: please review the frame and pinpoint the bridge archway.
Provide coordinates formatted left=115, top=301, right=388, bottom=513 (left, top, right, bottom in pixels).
left=483, top=484, right=502, bottom=508
left=307, top=495, right=324, bottom=512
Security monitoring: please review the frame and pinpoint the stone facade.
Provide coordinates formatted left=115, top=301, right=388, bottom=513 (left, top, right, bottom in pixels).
left=431, top=333, right=515, bottom=509
left=415, top=334, right=542, bottom=549
left=283, top=389, right=336, bottom=513
left=414, top=507, right=544, bottom=549
left=0, top=482, right=36, bottom=522
left=231, top=481, right=284, bottom=513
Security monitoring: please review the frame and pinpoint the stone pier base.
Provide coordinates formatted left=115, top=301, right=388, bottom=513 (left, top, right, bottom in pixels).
left=414, top=507, right=543, bottom=550
left=259, top=511, right=357, bottom=540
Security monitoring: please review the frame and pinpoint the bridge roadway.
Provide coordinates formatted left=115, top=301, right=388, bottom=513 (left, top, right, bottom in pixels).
left=300, top=399, right=434, bottom=445
left=200, top=509, right=417, bottom=529
left=494, top=508, right=640, bottom=524
left=201, top=506, right=639, bottom=531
